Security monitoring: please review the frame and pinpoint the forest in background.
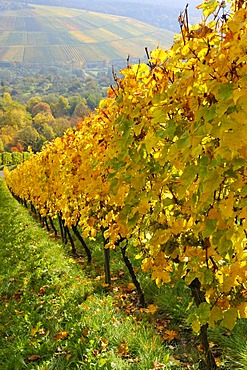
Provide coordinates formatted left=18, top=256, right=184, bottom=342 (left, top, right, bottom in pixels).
left=0, top=69, right=110, bottom=152
left=0, top=0, right=178, bottom=155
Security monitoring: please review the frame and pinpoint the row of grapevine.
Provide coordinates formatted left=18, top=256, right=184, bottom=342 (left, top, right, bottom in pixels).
left=0, top=151, right=31, bottom=166
left=5, top=2, right=247, bottom=368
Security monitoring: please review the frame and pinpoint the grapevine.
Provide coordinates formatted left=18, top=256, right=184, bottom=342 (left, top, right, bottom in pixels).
left=4, top=1, right=247, bottom=368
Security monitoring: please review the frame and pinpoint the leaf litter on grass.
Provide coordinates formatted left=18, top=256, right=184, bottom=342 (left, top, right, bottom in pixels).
left=0, top=180, right=173, bottom=370
left=1, top=178, right=246, bottom=369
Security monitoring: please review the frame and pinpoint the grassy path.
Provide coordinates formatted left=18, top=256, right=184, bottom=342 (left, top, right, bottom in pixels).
left=1, top=178, right=247, bottom=370
left=0, top=179, right=174, bottom=370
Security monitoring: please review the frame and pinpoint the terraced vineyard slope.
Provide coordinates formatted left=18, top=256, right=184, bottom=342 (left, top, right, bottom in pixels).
left=0, top=4, right=175, bottom=67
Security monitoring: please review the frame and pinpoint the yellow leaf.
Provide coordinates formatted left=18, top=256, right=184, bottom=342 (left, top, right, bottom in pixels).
left=196, top=0, right=219, bottom=17
left=150, top=48, right=168, bottom=63
left=127, top=282, right=136, bottom=291
left=237, top=302, right=247, bottom=318
left=192, top=319, right=201, bottom=334
left=30, top=328, right=38, bottom=336
left=147, top=304, right=159, bottom=315
left=219, top=194, right=235, bottom=219
left=142, top=257, right=153, bottom=272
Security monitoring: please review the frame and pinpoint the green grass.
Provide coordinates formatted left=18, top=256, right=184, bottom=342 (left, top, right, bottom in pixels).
left=0, top=179, right=173, bottom=369
left=1, top=177, right=247, bottom=370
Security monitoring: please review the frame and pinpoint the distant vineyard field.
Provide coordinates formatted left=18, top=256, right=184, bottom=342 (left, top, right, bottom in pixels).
left=0, top=4, right=175, bottom=67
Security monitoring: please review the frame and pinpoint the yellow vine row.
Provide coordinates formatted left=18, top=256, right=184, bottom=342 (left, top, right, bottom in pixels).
left=5, top=0, right=247, bottom=334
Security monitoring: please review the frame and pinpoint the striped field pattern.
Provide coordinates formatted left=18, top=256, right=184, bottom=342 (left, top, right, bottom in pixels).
left=0, top=4, right=175, bottom=66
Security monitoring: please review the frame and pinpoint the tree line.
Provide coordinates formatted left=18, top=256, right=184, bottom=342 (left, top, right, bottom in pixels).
left=0, top=77, right=107, bottom=152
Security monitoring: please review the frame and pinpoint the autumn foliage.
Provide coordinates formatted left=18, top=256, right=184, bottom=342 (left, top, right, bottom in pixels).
left=4, top=1, right=247, bottom=366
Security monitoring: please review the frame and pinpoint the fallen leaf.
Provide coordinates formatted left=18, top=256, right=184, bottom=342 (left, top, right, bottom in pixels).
left=140, top=304, right=158, bottom=315
left=150, top=359, right=165, bottom=369
left=38, top=285, right=48, bottom=296
left=147, top=304, right=158, bottom=314
left=116, top=339, right=130, bottom=358
left=28, top=354, right=41, bottom=362
left=100, top=337, right=108, bottom=350
left=38, top=328, right=46, bottom=336
left=163, top=329, right=179, bottom=342
left=13, top=291, right=21, bottom=301
left=81, top=328, right=90, bottom=337
left=93, top=349, right=99, bottom=357
left=127, top=283, right=136, bottom=291
left=30, top=328, right=38, bottom=336
left=197, top=344, right=203, bottom=352
left=128, top=357, right=140, bottom=363
left=14, top=309, right=24, bottom=315
left=54, top=331, right=69, bottom=340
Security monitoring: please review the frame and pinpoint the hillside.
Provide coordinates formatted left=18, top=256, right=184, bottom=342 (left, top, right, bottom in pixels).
left=0, top=4, right=175, bottom=67
left=5, top=0, right=201, bottom=32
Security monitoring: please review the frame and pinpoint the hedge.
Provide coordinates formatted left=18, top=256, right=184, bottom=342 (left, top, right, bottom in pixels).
left=0, top=152, right=32, bottom=166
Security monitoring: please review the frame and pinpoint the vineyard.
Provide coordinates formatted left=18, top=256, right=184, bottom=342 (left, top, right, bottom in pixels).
left=4, top=0, right=247, bottom=369
left=0, top=152, right=32, bottom=167
left=0, top=5, right=174, bottom=66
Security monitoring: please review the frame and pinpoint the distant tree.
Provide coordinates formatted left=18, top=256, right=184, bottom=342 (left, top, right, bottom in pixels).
left=0, top=125, right=17, bottom=151
left=51, top=96, right=70, bottom=118
left=0, top=93, right=32, bottom=129
left=17, top=126, right=43, bottom=152
left=42, top=123, right=55, bottom=141
left=31, top=101, right=53, bottom=117
left=68, top=81, right=83, bottom=93
left=73, top=100, right=90, bottom=118
left=85, top=93, right=101, bottom=110
left=51, top=117, right=71, bottom=137
left=68, top=95, right=80, bottom=113
left=42, top=93, right=58, bottom=105
left=33, top=113, right=55, bottom=135
left=26, top=96, right=42, bottom=114
left=98, top=75, right=111, bottom=87
left=10, top=142, right=24, bottom=153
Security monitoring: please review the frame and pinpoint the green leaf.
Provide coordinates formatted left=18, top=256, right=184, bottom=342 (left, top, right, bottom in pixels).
left=221, top=308, right=238, bottom=331
left=177, top=132, right=190, bottom=149
left=209, top=306, right=223, bottom=328
left=217, top=82, right=233, bottom=101
left=203, top=219, right=218, bottom=238
left=196, top=302, right=211, bottom=325
left=110, top=177, right=119, bottom=195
